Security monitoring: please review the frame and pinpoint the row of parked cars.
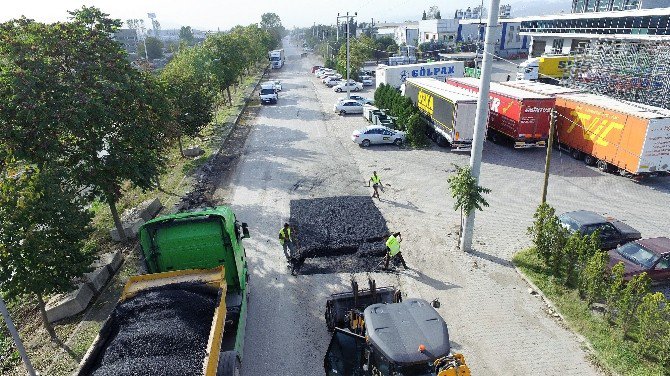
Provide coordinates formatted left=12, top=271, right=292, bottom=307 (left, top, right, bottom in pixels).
left=558, top=210, right=670, bottom=283
left=312, top=66, right=373, bottom=93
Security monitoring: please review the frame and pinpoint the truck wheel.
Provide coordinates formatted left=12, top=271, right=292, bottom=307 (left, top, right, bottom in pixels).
left=217, top=351, right=241, bottom=376
left=354, top=87, right=360, bottom=92
left=361, top=139, right=371, bottom=147
left=336, top=88, right=341, bottom=92
left=325, top=300, right=336, bottom=332
left=597, top=159, right=611, bottom=172
left=583, top=154, right=596, bottom=166
left=571, top=148, right=583, bottom=160
left=490, top=132, right=500, bottom=144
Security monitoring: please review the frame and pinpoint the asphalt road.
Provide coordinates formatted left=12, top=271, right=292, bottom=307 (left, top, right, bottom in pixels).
left=223, top=37, right=670, bottom=375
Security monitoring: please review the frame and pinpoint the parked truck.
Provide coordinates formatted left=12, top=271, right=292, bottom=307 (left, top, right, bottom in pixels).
left=500, top=79, right=582, bottom=97
left=554, top=92, right=670, bottom=178
left=516, top=55, right=574, bottom=83
left=403, top=77, right=478, bottom=150
left=77, top=207, right=250, bottom=376
left=376, top=61, right=465, bottom=89
left=269, top=49, right=285, bottom=69
left=446, top=77, right=555, bottom=148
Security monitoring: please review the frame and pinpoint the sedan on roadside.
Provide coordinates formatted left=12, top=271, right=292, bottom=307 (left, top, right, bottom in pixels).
left=333, top=99, right=364, bottom=115
left=340, top=95, right=373, bottom=105
left=360, top=75, right=374, bottom=86
left=351, top=125, right=406, bottom=147
left=333, top=81, right=363, bottom=92
left=608, top=237, right=670, bottom=283
left=558, top=210, right=641, bottom=250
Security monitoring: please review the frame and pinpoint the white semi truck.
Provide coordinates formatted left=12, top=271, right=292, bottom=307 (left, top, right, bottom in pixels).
left=268, top=49, right=285, bottom=69
left=376, top=61, right=465, bottom=89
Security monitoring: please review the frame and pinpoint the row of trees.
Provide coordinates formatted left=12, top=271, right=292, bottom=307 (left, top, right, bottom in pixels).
left=528, top=204, right=670, bottom=368
left=0, top=7, right=280, bottom=337
left=373, top=84, right=429, bottom=147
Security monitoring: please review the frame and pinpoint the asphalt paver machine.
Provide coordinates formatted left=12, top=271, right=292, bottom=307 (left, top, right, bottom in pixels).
left=324, top=278, right=471, bottom=376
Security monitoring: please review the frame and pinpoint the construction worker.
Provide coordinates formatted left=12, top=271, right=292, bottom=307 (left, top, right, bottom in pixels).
left=369, top=171, right=382, bottom=199
left=383, top=232, right=408, bottom=270
left=279, top=223, right=295, bottom=264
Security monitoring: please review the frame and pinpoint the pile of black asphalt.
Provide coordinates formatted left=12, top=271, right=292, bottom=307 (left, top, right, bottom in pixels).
left=88, top=282, right=218, bottom=376
left=289, top=196, right=390, bottom=274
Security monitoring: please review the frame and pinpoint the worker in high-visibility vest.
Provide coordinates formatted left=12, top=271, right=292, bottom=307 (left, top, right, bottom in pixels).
left=383, top=232, right=408, bottom=270
left=369, top=171, right=382, bottom=199
left=279, top=223, right=295, bottom=262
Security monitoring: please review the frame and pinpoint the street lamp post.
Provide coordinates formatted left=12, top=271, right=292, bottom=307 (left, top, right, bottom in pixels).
left=337, top=12, right=357, bottom=99
left=0, top=297, right=36, bottom=376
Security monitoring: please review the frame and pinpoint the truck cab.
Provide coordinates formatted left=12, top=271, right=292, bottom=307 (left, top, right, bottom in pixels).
left=516, top=58, right=539, bottom=81
left=259, top=83, right=278, bottom=104
left=516, top=55, right=573, bottom=83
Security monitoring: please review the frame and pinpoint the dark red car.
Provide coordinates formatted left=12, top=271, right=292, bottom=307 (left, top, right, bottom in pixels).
left=311, top=65, right=323, bottom=73
left=608, top=237, right=670, bottom=283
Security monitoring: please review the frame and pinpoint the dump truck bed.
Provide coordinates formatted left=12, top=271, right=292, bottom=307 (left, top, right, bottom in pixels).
left=77, top=268, right=230, bottom=376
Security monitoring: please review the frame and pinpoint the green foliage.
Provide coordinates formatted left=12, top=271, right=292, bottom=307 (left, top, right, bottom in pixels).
left=179, top=26, right=195, bottom=45
left=614, top=273, right=650, bottom=336
left=260, top=12, right=285, bottom=48
left=336, top=36, right=375, bottom=80
left=138, top=36, right=163, bottom=59
left=324, top=58, right=337, bottom=69
left=606, top=262, right=626, bottom=321
left=635, top=292, right=670, bottom=366
left=405, top=113, right=430, bottom=147
left=447, top=165, right=491, bottom=227
left=561, top=231, right=600, bottom=286
left=0, top=163, right=94, bottom=333
left=579, top=251, right=610, bottom=306
left=527, top=203, right=568, bottom=266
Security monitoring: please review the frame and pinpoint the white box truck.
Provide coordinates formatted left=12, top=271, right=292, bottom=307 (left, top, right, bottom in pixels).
left=402, top=77, right=480, bottom=150
left=376, top=61, right=465, bottom=89
left=269, top=49, right=285, bottom=69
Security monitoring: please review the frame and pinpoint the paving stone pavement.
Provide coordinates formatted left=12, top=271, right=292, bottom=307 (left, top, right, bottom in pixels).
left=226, top=37, right=670, bottom=376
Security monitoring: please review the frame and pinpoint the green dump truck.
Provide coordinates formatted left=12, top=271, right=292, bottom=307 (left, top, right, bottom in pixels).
left=77, top=206, right=250, bottom=376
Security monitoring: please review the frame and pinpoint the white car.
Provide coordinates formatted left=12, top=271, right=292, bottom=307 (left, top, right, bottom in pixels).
left=333, top=99, right=364, bottom=115
left=323, top=73, right=342, bottom=83
left=333, top=81, right=363, bottom=92
left=324, top=77, right=342, bottom=87
left=272, top=80, right=282, bottom=91
left=259, top=83, right=278, bottom=104
left=360, top=75, right=374, bottom=86
left=316, top=69, right=335, bottom=78
left=352, top=125, right=406, bottom=147
left=340, top=95, right=373, bottom=105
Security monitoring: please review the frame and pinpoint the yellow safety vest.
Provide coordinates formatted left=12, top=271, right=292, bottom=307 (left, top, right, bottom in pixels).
left=279, top=228, right=291, bottom=245
left=371, top=175, right=381, bottom=184
left=386, top=235, right=400, bottom=257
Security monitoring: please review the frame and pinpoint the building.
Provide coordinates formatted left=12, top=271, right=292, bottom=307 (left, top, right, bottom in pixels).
left=150, top=29, right=181, bottom=43
left=419, top=19, right=460, bottom=44
left=457, top=18, right=530, bottom=58
left=520, top=7, right=670, bottom=56
left=394, top=23, right=420, bottom=46
left=454, top=6, right=485, bottom=20
left=113, top=28, right=139, bottom=54
left=572, top=0, right=670, bottom=13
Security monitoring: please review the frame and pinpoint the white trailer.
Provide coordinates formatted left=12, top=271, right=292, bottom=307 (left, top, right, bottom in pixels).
left=376, top=61, right=465, bottom=89
left=269, top=49, right=285, bottom=69
left=402, top=78, right=479, bottom=150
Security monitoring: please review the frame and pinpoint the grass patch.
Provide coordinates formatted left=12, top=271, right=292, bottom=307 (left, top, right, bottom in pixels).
left=513, top=248, right=666, bottom=376
left=0, top=65, right=265, bottom=375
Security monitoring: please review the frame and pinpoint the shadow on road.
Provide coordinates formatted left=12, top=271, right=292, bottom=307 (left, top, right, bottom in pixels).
left=467, top=248, right=513, bottom=268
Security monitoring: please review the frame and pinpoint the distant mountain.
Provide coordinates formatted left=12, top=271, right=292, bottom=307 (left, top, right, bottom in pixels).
left=508, top=0, right=572, bottom=17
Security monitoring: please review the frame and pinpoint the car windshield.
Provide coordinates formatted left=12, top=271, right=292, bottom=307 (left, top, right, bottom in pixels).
left=260, top=88, right=274, bottom=95
left=617, top=242, right=660, bottom=268
left=558, top=215, right=580, bottom=232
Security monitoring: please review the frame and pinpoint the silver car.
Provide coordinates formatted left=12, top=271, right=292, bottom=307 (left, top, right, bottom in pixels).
left=352, top=125, right=406, bottom=147
left=334, top=99, right=364, bottom=115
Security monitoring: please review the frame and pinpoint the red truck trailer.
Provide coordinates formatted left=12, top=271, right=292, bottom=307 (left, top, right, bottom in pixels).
left=446, top=77, right=555, bottom=148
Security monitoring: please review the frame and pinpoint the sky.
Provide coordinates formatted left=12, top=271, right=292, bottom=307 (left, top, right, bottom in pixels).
left=0, top=0, right=555, bottom=31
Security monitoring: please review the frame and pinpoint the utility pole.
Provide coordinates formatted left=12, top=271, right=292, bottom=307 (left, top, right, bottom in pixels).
left=0, top=297, right=36, bottom=376
left=460, top=0, right=501, bottom=252
left=337, top=12, right=357, bottom=99
left=541, top=110, right=557, bottom=203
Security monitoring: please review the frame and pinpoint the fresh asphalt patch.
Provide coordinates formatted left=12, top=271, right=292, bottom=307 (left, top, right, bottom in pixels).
left=289, top=196, right=391, bottom=274
left=87, top=282, right=217, bottom=376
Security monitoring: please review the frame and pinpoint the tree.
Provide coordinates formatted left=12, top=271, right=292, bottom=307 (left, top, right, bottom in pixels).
left=179, top=25, right=194, bottom=45
left=260, top=12, right=285, bottom=48
left=527, top=203, right=567, bottom=266
left=422, top=10, right=427, bottom=20
left=405, top=113, right=430, bottom=147
left=427, top=6, right=440, bottom=20
left=137, top=36, right=164, bottom=59
left=0, top=162, right=94, bottom=339
left=336, top=36, right=374, bottom=80
left=203, top=33, right=245, bottom=104
left=447, top=165, right=491, bottom=241
left=161, top=46, right=216, bottom=157
left=436, top=11, right=442, bottom=19
left=0, top=7, right=173, bottom=241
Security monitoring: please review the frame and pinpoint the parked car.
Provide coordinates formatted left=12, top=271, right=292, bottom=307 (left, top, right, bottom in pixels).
left=340, top=95, right=373, bottom=105
left=316, top=69, right=335, bottom=78
left=334, top=99, right=364, bottom=115
left=272, top=80, right=283, bottom=91
left=351, top=125, right=406, bottom=147
left=608, top=237, right=670, bottom=283
left=333, top=81, right=363, bottom=92
left=311, top=65, right=323, bottom=73
left=259, top=83, right=278, bottom=105
left=558, top=210, right=642, bottom=250
left=360, top=75, right=374, bottom=86
left=323, top=74, right=342, bottom=84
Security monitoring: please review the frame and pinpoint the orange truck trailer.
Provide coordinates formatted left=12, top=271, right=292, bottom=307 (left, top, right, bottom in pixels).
left=554, top=92, right=670, bottom=177
left=446, top=77, right=555, bottom=148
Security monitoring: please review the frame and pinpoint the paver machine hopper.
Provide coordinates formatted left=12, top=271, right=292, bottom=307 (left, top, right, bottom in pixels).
left=324, top=277, right=471, bottom=376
